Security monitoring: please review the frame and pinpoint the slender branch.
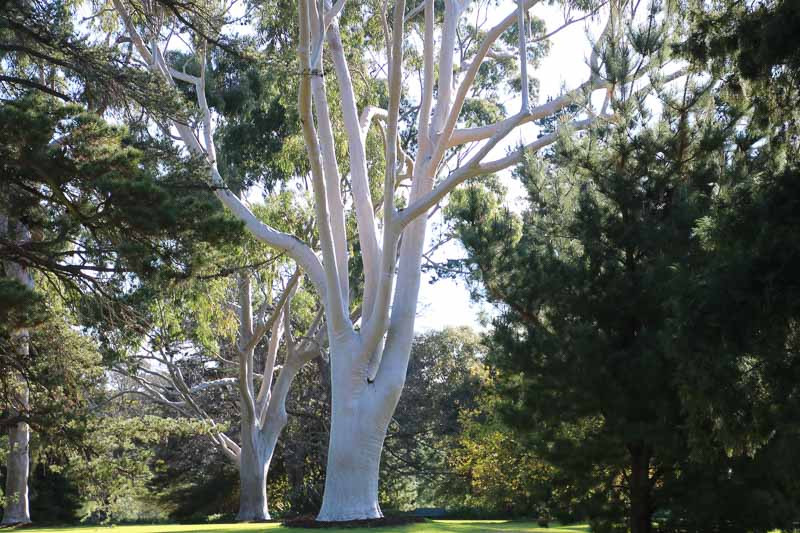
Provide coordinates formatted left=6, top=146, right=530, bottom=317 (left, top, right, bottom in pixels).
left=323, top=0, right=346, bottom=29
left=479, top=117, right=596, bottom=174
left=237, top=274, right=258, bottom=425
left=189, top=378, right=238, bottom=393
left=298, top=0, right=350, bottom=335
left=327, top=26, right=381, bottom=319
left=0, top=75, right=72, bottom=101
left=517, top=0, right=529, bottom=112
left=248, top=268, right=301, bottom=352
left=448, top=79, right=596, bottom=147
left=403, top=2, right=425, bottom=23
left=432, top=0, right=542, bottom=163
left=359, top=105, right=388, bottom=137
left=256, top=304, right=285, bottom=427
left=417, top=0, right=435, bottom=159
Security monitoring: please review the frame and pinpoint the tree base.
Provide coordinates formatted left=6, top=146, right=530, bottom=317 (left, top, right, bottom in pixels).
left=0, top=522, right=33, bottom=529
left=235, top=513, right=272, bottom=522
left=282, top=515, right=427, bottom=528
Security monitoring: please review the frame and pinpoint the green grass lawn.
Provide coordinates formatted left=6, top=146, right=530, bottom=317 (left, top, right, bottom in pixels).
left=16, top=521, right=591, bottom=533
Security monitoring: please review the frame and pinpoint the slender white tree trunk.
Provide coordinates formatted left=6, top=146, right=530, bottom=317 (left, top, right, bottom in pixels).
left=2, top=393, right=30, bottom=526
left=236, top=424, right=276, bottom=521
left=2, top=222, right=32, bottom=526
left=237, top=354, right=306, bottom=521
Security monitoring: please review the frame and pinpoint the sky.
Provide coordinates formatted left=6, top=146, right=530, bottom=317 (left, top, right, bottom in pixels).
left=413, top=1, right=600, bottom=331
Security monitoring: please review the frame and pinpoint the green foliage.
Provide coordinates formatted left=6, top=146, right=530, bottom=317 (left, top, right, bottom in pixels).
left=0, top=277, right=46, bottom=332
left=0, top=450, right=84, bottom=523
left=0, top=96, right=243, bottom=286
left=380, top=327, right=485, bottom=510
left=685, top=0, right=800, bottom=82
left=204, top=47, right=301, bottom=193
left=278, top=358, right=330, bottom=514
left=63, top=415, right=214, bottom=523
left=0, top=300, right=105, bottom=440
left=149, top=434, right=240, bottom=522
left=0, top=0, right=188, bottom=115
left=448, top=63, right=800, bottom=530
left=28, top=464, right=83, bottom=524
left=443, top=381, right=557, bottom=519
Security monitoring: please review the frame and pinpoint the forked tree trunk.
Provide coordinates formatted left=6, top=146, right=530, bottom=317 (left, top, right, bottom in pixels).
left=236, top=356, right=303, bottom=521
left=236, top=425, right=274, bottom=521
left=317, top=343, right=404, bottom=521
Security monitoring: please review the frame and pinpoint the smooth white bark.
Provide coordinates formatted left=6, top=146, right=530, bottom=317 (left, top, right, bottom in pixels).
left=236, top=422, right=272, bottom=521
left=2, top=222, right=32, bottom=526
left=316, top=335, right=404, bottom=521
left=317, top=412, right=385, bottom=520
left=2, top=395, right=30, bottom=526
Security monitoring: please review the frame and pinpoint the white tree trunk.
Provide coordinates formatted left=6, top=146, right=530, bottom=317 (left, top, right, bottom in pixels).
left=237, top=354, right=305, bottom=521
left=2, top=221, right=32, bottom=526
left=317, top=409, right=385, bottom=520
left=2, top=400, right=30, bottom=526
left=317, top=342, right=404, bottom=521
left=236, top=423, right=278, bottom=521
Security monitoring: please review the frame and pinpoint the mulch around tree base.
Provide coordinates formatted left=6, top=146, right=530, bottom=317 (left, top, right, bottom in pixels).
left=282, top=515, right=427, bottom=528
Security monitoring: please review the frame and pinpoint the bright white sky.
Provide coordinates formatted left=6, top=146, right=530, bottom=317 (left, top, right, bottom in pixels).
left=414, top=1, right=599, bottom=331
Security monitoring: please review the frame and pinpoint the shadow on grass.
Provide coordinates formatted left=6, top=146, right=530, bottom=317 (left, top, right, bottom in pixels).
left=17, top=526, right=275, bottom=533
left=17, top=522, right=591, bottom=533
left=428, top=521, right=589, bottom=533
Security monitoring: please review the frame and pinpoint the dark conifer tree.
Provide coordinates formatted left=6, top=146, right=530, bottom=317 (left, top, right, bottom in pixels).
left=448, top=64, right=800, bottom=530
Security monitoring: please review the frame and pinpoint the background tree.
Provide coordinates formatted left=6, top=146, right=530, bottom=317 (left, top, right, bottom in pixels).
left=115, top=251, right=324, bottom=520
left=659, top=1, right=800, bottom=529
left=440, top=373, right=557, bottom=521
left=0, top=0, right=248, bottom=516
left=380, top=326, right=484, bottom=510
left=448, top=50, right=800, bottom=530
left=0, top=95, right=245, bottom=525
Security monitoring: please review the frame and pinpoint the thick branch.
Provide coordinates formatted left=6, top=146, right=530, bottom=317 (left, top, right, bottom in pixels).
left=358, top=0, right=407, bottom=365
left=298, top=0, right=350, bottom=335
left=310, top=35, right=349, bottom=304
left=327, top=26, right=381, bottom=319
